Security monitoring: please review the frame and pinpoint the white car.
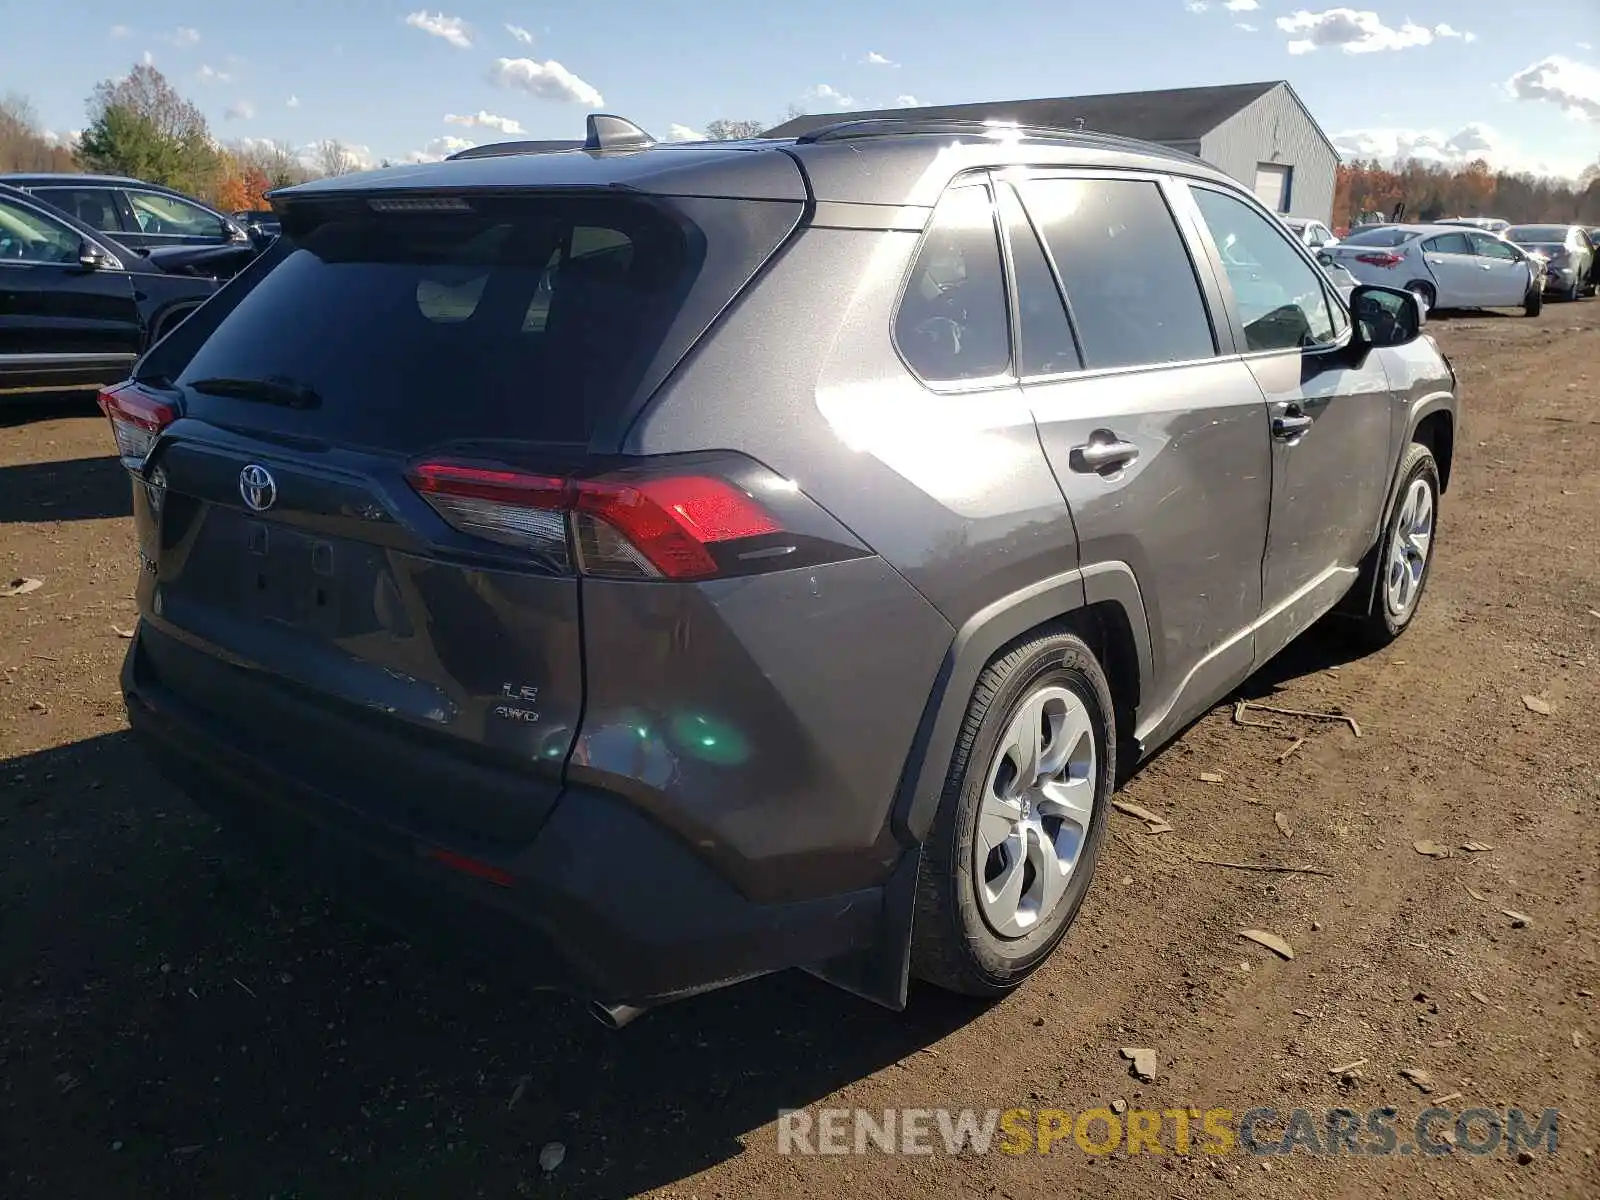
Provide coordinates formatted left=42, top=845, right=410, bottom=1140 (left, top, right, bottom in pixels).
left=1280, top=216, right=1339, bottom=249
left=1434, top=216, right=1510, bottom=235
left=1324, top=224, right=1543, bottom=316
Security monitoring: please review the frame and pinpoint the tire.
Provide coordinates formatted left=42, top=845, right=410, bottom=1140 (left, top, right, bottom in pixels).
left=910, top=629, right=1115, bottom=997
left=1349, top=442, right=1440, bottom=650
left=1524, top=284, right=1543, bottom=317
left=1405, top=281, right=1435, bottom=314
left=1564, top=278, right=1583, bottom=303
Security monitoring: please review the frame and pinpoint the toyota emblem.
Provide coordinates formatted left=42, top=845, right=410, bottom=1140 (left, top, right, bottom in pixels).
left=239, top=463, right=277, bottom=512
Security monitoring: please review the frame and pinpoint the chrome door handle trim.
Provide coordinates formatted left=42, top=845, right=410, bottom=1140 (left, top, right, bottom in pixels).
left=1273, top=413, right=1314, bottom=440
left=1071, top=438, right=1140, bottom=472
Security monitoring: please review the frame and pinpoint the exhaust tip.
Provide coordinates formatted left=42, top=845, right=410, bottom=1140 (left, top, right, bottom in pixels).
left=589, top=1001, right=647, bottom=1029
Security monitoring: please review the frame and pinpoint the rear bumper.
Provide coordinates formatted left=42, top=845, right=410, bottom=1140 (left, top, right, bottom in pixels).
left=120, top=633, right=892, bottom=1009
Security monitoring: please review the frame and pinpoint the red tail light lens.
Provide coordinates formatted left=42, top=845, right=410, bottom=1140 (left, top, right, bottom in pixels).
left=406, top=461, right=785, bottom=581
left=1355, top=252, right=1404, bottom=268
left=99, top=382, right=178, bottom=467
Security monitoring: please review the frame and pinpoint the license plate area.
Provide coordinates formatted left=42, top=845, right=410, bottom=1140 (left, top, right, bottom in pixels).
left=242, top=521, right=342, bottom=633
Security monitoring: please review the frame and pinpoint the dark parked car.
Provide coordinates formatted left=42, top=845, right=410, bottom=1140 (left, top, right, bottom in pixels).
left=0, top=183, right=250, bottom=396
left=232, top=209, right=282, bottom=239
left=108, top=115, right=1457, bottom=1025
left=0, top=173, right=252, bottom=252
left=1502, top=224, right=1597, bottom=301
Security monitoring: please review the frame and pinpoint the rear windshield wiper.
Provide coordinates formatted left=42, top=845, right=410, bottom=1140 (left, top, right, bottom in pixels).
left=187, top=375, right=322, bottom=409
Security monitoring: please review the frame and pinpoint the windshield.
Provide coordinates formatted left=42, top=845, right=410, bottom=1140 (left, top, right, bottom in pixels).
left=1340, top=227, right=1411, bottom=247
left=1504, top=226, right=1568, bottom=244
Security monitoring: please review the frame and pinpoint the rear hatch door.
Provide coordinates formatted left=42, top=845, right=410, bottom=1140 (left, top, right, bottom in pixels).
left=127, top=184, right=802, bottom=844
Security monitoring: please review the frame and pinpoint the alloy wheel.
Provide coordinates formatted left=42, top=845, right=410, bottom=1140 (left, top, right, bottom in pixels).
left=974, top=685, right=1097, bottom=939
left=1385, top=476, right=1434, bottom=619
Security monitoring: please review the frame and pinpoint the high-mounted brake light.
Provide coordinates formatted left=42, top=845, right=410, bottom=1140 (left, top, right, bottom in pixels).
left=1355, top=251, right=1404, bottom=268
left=98, top=382, right=179, bottom=467
left=406, top=461, right=784, bottom=580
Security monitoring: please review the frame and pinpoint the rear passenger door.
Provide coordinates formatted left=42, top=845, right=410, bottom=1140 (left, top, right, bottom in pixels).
left=1006, top=171, right=1274, bottom=746
left=1183, top=183, right=1395, bottom=664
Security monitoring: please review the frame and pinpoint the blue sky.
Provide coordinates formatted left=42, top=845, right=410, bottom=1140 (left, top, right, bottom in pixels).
left=7, top=1, right=1598, bottom=177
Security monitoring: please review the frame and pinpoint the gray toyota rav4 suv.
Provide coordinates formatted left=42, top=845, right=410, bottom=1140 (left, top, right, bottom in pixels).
left=110, top=115, right=1456, bottom=1025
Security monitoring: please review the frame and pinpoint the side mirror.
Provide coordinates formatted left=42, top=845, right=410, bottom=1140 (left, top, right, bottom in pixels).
left=77, top=240, right=107, bottom=270
left=1351, top=284, right=1424, bottom=348
left=1316, top=250, right=1335, bottom=268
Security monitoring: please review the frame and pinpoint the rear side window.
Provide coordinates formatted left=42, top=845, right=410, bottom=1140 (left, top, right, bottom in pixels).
left=1423, top=232, right=1472, bottom=254
left=34, top=186, right=124, bottom=233
left=169, top=196, right=702, bottom=446
left=895, top=184, right=1011, bottom=384
left=997, top=184, right=1080, bottom=376
left=1021, top=177, right=1216, bottom=370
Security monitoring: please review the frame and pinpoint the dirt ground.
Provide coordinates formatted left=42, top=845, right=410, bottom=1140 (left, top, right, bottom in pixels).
left=2, top=303, right=1597, bottom=1200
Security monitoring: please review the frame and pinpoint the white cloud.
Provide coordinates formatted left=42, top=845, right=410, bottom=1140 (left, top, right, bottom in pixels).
left=895, top=94, right=923, bottom=107
left=1577, top=41, right=1592, bottom=51
left=1506, top=55, right=1600, bottom=121
left=1330, top=121, right=1589, bottom=178
left=445, top=110, right=525, bottom=134
left=141, top=50, right=154, bottom=66
left=286, top=94, right=300, bottom=108
left=197, top=64, right=232, bottom=83
left=407, top=135, right=477, bottom=163
left=1236, top=21, right=1259, bottom=31
left=1224, top=0, right=1258, bottom=10
left=225, top=101, right=255, bottom=121
left=666, top=123, right=704, bottom=141
left=804, top=83, right=857, bottom=109
left=109, top=24, right=131, bottom=39
left=1185, top=1, right=1209, bottom=11
left=161, top=27, right=200, bottom=48
left=862, top=51, right=896, bottom=66
left=1276, top=9, right=1436, bottom=55
left=506, top=24, right=534, bottom=44
left=43, top=129, right=83, bottom=147
left=405, top=11, right=472, bottom=50
left=488, top=57, right=604, bottom=106
left=1433, top=23, right=1475, bottom=42
left=296, top=141, right=376, bottom=171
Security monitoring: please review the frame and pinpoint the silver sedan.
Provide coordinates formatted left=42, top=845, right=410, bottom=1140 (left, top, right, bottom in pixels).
left=1323, top=224, right=1544, bottom=316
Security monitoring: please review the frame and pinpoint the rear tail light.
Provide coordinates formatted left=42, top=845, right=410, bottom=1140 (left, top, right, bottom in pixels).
left=407, top=460, right=794, bottom=581
left=98, top=382, right=178, bottom=467
left=1355, top=252, right=1405, bottom=268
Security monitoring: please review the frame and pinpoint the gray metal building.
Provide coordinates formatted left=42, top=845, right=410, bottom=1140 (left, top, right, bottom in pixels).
left=763, top=81, right=1339, bottom=224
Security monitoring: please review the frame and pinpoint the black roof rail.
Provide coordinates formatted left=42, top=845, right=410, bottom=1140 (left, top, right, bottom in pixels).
left=790, top=117, right=1205, bottom=165
left=445, top=139, right=582, bottom=160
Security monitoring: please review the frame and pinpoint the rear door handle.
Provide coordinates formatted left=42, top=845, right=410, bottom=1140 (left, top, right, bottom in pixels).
left=1070, top=434, right=1140, bottom=473
left=1273, top=411, right=1314, bottom=440
left=1480, top=263, right=1494, bottom=271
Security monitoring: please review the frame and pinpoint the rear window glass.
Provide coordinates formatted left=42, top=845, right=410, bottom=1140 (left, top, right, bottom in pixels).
left=1504, top=225, right=1568, bottom=243
left=1340, top=227, right=1411, bottom=247
left=1422, top=232, right=1472, bottom=254
left=170, top=196, right=700, bottom=446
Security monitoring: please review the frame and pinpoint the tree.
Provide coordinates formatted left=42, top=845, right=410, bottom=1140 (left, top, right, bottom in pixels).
left=313, top=138, right=360, bottom=177
left=704, top=119, right=766, bottom=141
left=78, top=63, right=220, bottom=195
left=1, top=92, right=75, bottom=172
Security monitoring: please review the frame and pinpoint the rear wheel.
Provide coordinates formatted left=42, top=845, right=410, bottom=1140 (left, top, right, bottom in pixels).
left=1564, top=277, right=1584, bottom=302
left=1524, top=284, right=1543, bottom=317
left=1405, top=280, right=1435, bottom=315
left=911, top=630, right=1114, bottom=997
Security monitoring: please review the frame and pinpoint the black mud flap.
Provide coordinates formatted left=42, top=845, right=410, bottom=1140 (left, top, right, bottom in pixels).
left=801, top=850, right=920, bottom=1010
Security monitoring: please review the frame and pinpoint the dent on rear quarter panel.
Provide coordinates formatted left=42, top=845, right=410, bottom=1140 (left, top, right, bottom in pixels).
left=571, top=556, right=952, bottom=905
